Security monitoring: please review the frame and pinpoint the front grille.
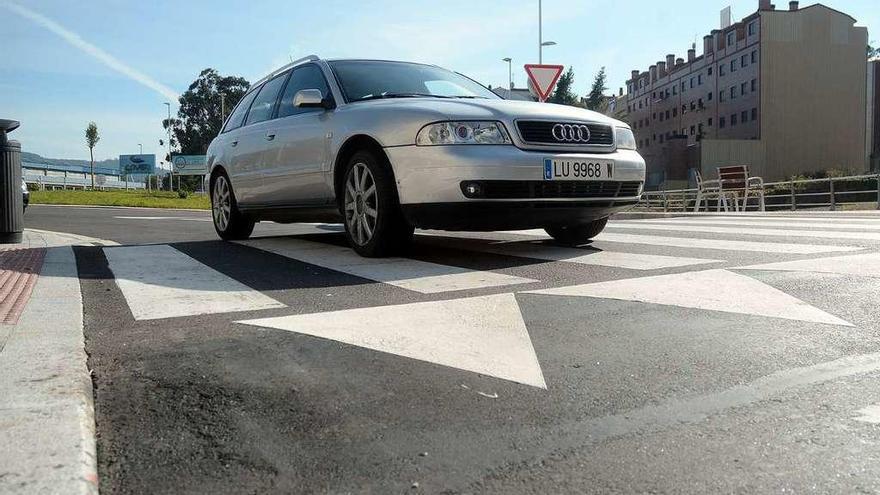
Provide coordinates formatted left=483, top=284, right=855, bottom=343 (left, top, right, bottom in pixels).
left=464, top=180, right=642, bottom=200
left=516, top=121, right=615, bottom=146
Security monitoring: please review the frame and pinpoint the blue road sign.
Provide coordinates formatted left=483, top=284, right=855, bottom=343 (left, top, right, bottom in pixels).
left=119, top=154, right=156, bottom=174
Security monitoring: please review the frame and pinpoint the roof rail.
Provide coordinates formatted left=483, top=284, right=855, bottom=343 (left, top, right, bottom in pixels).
left=251, top=54, right=320, bottom=88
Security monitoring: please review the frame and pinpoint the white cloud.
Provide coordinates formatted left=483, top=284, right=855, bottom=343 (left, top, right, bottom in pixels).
left=1, top=0, right=179, bottom=102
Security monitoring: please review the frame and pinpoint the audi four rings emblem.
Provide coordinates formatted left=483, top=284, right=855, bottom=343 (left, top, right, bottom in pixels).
left=551, top=123, right=591, bottom=143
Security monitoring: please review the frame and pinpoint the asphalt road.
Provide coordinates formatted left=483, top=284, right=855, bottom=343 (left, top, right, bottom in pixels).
left=25, top=205, right=880, bottom=494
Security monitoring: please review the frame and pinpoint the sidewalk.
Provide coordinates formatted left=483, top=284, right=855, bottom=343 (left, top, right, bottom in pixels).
left=0, top=230, right=114, bottom=495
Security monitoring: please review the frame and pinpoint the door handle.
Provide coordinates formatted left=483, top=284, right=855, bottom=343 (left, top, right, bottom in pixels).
left=230, top=140, right=238, bottom=147
left=265, top=133, right=276, bottom=141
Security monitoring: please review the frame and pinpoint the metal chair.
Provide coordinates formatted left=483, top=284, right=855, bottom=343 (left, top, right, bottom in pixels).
left=693, top=170, right=731, bottom=212
left=717, top=166, right=765, bottom=212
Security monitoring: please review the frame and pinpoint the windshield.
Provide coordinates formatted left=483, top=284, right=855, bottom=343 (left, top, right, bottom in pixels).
left=328, top=60, right=499, bottom=102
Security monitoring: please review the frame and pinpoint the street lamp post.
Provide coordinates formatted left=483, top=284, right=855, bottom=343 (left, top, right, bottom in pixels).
left=502, top=58, right=513, bottom=90
left=138, top=143, right=143, bottom=154
left=164, top=102, right=172, bottom=191
left=538, top=0, right=557, bottom=63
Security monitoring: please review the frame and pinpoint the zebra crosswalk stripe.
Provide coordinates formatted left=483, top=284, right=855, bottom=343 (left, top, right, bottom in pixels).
left=605, top=222, right=880, bottom=242
left=237, top=237, right=537, bottom=294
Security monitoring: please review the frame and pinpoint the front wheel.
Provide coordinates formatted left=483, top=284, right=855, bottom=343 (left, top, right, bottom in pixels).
left=342, top=151, right=413, bottom=257
left=211, top=172, right=255, bottom=240
left=545, top=217, right=608, bottom=246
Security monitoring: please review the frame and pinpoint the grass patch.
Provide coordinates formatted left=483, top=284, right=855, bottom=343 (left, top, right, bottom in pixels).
left=31, top=189, right=210, bottom=210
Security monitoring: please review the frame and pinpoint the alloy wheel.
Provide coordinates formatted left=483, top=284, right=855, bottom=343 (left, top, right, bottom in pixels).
left=212, top=175, right=232, bottom=232
left=343, top=162, right=378, bottom=246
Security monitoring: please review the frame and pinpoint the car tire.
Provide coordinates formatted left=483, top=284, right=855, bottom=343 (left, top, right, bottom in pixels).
left=211, top=171, right=255, bottom=241
left=341, top=150, right=413, bottom=257
left=545, top=217, right=608, bottom=246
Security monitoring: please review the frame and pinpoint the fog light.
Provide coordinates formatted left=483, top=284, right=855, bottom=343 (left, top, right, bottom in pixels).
left=462, top=182, right=482, bottom=198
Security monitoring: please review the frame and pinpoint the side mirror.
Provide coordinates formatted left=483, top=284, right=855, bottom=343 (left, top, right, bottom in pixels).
left=294, top=89, right=330, bottom=109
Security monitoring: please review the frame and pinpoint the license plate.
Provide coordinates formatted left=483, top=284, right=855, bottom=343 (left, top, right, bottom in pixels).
left=543, top=158, right=614, bottom=180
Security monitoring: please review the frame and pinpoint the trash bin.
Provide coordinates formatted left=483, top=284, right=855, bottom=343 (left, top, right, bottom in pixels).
left=0, top=119, right=23, bottom=244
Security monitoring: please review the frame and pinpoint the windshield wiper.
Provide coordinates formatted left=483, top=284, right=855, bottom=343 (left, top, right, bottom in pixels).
left=355, top=93, right=452, bottom=101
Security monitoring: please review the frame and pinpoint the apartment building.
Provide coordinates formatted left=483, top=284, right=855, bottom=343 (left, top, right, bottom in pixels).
left=625, top=1, right=868, bottom=188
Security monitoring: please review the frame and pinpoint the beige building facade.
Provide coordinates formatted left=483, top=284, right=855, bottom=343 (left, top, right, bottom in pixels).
left=625, top=1, right=868, bottom=188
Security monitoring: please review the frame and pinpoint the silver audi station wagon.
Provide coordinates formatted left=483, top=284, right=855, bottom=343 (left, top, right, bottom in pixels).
left=206, top=55, right=645, bottom=256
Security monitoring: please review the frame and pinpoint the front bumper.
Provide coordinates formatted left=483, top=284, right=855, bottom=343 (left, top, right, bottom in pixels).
left=385, top=145, right=645, bottom=231
left=384, top=145, right=645, bottom=205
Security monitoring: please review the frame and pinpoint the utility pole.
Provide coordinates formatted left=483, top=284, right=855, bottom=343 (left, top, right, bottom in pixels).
left=502, top=58, right=513, bottom=90
left=538, top=0, right=542, bottom=64
left=164, top=102, right=172, bottom=191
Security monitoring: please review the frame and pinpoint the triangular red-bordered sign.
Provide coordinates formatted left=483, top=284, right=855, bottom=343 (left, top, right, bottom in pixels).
left=524, top=64, right=564, bottom=102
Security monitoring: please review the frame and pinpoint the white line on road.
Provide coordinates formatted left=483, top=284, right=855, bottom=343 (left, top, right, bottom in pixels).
left=238, top=293, right=547, bottom=388
left=449, top=240, right=722, bottom=270
left=618, top=218, right=880, bottom=230
left=593, top=232, right=862, bottom=254
left=237, top=237, right=537, bottom=294
left=524, top=269, right=852, bottom=326
left=605, top=222, right=880, bottom=241
left=738, top=252, right=880, bottom=278
left=854, top=404, right=880, bottom=424
left=104, top=245, right=285, bottom=320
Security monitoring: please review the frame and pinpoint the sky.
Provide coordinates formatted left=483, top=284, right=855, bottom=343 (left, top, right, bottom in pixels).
left=1, top=0, right=877, bottom=166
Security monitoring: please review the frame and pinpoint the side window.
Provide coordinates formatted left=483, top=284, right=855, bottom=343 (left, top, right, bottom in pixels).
left=278, top=65, right=333, bottom=118
left=245, top=73, right=289, bottom=126
left=223, top=90, right=259, bottom=132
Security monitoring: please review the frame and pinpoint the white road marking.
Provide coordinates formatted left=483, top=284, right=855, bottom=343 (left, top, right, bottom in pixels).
left=452, top=241, right=722, bottom=270
left=237, top=237, right=536, bottom=294
left=621, top=218, right=880, bottom=230
left=605, top=222, right=880, bottom=241
left=114, top=216, right=210, bottom=222
left=104, top=245, right=285, bottom=320
left=524, top=269, right=852, bottom=326
left=854, top=404, right=880, bottom=424
left=738, top=252, right=880, bottom=278
left=592, top=232, right=861, bottom=254
left=237, top=293, right=547, bottom=389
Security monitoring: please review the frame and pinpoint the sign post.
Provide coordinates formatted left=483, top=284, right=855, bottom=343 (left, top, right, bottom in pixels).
left=524, top=64, right=564, bottom=103
left=119, top=154, right=157, bottom=175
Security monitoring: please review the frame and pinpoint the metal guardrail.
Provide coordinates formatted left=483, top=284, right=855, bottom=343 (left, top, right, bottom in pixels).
left=24, top=174, right=145, bottom=190
left=638, top=173, right=880, bottom=212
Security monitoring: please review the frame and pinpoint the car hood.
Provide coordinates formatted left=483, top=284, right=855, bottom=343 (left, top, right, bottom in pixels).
left=351, top=98, right=624, bottom=127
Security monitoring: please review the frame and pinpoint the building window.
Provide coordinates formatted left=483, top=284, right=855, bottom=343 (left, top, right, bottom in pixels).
left=730, top=60, right=737, bottom=72
left=698, top=98, right=704, bottom=108
left=731, top=113, right=738, bottom=126
left=652, top=91, right=656, bottom=99
left=719, top=90, right=726, bottom=102
left=698, top=74, right=703, bottom=85
left=659, top=113, right=664, bottom=122
left=720, top=117, right=726, bottom=128
left=727, top=31, right=736, bottom=46
left=719, top=64, right=726, bottom=76
left=653, top=112, right=657, bottom=120
left=708, top=92, right=713, bottom=101
left=690, top=78, right=695, bottom=89
left=682, top=104, right=686, bottom=113
left=741, top=54, right=748, bottom=67
left=708, top=117, right=713, bottom=127
left=681, top=81, right=686, bottom=92
left=665, top=110, right=670, bottom=119
left=690, top=125, right=696, bottom=136
left=751, top=79, right=757, bottom=91
left=741, top=110, right=748, bottom=122
left=748, top=20, right=757, bottom=36
left=708, top=67, right=713, bottom=76
left=691, top=101, right=696, bottom=111
left=751, top=107, right=758, bottom=120
left=639, top=101, right=643, bottom=109
left=730, top=86, right=737, bottom=99
left=673, top=86, right=678, bottom=95
left=673, top=108, right=678, bottom=117
left=751, top=50, right=757, bottom=64
left=741, top=82, right=748, bottom=95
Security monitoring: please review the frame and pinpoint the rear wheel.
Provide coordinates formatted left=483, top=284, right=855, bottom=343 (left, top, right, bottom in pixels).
left=545, top=217, right=608, bottom=246
left=211, top=172, right=254, bottom=240
left=342, top=151, right=413, bottom=257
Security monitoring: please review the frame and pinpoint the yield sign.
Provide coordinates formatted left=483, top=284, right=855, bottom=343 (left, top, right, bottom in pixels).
left=524, top=64, right=563, bottom=102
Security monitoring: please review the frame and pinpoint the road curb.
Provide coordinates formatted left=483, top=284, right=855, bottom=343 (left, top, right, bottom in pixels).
left=31, top=203, right=209, bottom=213
left=0, top=245, right=98, bottom=494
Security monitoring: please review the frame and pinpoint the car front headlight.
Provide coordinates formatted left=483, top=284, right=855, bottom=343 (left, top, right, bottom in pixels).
left=615, top=127, right=637, bottom=150
left=416, top=121, right=511, bottom=146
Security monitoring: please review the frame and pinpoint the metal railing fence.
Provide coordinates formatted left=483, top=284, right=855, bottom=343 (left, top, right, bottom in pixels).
left=638, top=173, right=880, bottom=212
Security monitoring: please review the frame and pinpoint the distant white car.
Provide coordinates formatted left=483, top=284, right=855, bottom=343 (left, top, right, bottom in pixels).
left=206, top=56, right=645, bottom=256
left=21, top=178, right=28, bottom=211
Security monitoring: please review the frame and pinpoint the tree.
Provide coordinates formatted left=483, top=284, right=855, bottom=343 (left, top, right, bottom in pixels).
left=164, top=68, right=250, bottom=156
left=85, top=122, right=99, bottom=189
left=585, top=67, right=608, bottom=111
left=870, top=44, right=879, bottom=58
left=547, top=67, right=579, bottom=106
